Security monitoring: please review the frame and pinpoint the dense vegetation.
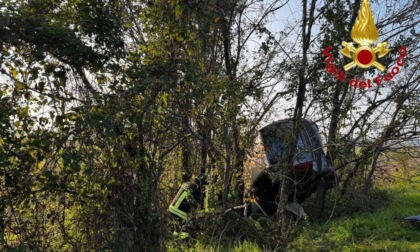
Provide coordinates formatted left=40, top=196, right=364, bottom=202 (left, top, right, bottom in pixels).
left=176, top=153, right=420, bottom=251
left=0, top=0, right=419, bottom=251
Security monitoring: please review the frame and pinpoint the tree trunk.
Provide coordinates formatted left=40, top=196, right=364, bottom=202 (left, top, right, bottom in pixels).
left=363, top=147, right=381, bottom=194
left=222, top=124, right=232, bottom=207
left=312, top=177, right=326, bottom=220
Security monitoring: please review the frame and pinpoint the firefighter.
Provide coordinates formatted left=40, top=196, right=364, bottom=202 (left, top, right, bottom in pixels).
left=168, top=175, right=207, bottom=238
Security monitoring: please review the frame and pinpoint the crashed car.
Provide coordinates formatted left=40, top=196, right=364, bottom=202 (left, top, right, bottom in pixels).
left=243, top=119, right=337, bottom=219
left=168, top=119, right=337, bottom=238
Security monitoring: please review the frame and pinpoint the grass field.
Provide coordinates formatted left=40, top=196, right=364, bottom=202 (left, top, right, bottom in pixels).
left=288, top=175, right=420, bottom=251
left=168, top=155, right=420, bottom=251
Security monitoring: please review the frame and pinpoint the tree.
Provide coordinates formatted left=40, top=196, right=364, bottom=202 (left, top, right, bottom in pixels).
left=303, top=0, right=417, bottom=214
left=1, top=0, right=291, bottom=250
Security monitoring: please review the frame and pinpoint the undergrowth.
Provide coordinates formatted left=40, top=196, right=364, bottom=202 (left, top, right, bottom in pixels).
left=167, top=154, right=420, bottom=251
left=288, top=174, right=420, bottom=251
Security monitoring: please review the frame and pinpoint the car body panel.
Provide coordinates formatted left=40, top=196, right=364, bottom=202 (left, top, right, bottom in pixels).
left=244, top=119, right=337, bottom=218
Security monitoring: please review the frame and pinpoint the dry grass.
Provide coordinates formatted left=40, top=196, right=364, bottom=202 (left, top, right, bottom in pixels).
left=373, top=148, right=420, bottom=181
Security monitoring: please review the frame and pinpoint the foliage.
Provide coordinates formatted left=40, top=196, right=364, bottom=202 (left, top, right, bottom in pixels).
left=1, top=0, right=288, bottom=250
left=167, top=210, right=299, bottom=251
left=183, top=158, right=420, bottom=251
left=0, top=0, right=419, bottom=250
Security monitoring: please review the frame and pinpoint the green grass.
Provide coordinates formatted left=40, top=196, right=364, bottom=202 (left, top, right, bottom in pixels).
left=168, top=169, right=420, bottom=251
left=288, top=175, right=420, bottom=252
left=167, top=240, right=265, bottom=252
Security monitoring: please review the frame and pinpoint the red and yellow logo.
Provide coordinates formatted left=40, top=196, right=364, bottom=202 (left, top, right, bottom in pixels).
left=340, top=0, right=389, bottom=71
left=322, top=0, right=408, bottom=88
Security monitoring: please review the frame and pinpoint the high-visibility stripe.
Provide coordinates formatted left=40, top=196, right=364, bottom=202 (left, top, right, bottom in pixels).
left=169, top=183, right=192, bottom=220
left=169, top=205, right=188, bottom=220
left=169, top=189, right=191, bottom=220
left=173, top=231, right=190, bottom=239
left=173, top=190, right=190, bottom=209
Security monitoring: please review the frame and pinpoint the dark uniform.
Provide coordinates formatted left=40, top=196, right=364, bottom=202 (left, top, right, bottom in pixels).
left=168, top=177, right=206, bottom=238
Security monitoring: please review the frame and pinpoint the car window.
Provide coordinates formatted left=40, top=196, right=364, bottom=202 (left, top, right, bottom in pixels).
left=308, top=124, right=328, bottom=171
left=296, top=136, right=304, bottom=150
left=295, top=132, right=314, bottom=164
left=264, top=138, right=285, bottom=165
left=309, top=125, right=323, bottom=149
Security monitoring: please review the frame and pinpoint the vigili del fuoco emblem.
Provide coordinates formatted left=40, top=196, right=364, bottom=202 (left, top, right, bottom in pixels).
left=340, top=0, right=390, bottom=71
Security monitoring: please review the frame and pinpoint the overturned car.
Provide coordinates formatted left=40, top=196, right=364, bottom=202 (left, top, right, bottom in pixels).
left=243, top=119, right=337, bottom=219
left=168, top=119, right=338, bottom=237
